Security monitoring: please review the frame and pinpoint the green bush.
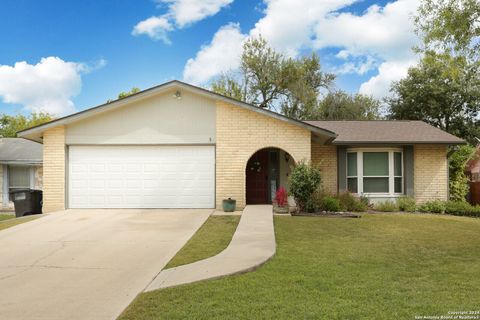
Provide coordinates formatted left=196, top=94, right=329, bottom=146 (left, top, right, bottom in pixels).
left=418, top=200, right=446, bottom=214
left=448, top=145, right=475, bottom=202
left=289, top=161, right=322, bottom=212
left=445, top=201, right=480, bottom=217
left=319, top=196, right=341, bottom=212
left=374, top=200, right=398, bottom=212
left=337, top=192, right=368, bottom=212
left=396, top=197, right=416, bottom=212
left=445, top=201, right=472, bottom=215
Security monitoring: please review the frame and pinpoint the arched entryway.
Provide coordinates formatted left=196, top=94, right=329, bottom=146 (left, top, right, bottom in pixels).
left=245, top=147, right=295, bottom=204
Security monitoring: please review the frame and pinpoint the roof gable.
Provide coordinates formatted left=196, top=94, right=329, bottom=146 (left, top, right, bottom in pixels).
left=18, top=80, right=336, bottom=142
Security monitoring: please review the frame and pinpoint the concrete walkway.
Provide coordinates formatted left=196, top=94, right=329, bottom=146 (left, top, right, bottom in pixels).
left=146, top=205, right=275, bottom=291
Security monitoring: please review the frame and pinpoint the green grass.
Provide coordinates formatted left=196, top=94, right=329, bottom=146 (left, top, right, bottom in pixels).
left=0, top=214, right=38, bottom=231
left=0, top=214, right=14, bottom=222
left=165, top=215, right=240, bottom=269
left=120, top=214, right=480, bottom=320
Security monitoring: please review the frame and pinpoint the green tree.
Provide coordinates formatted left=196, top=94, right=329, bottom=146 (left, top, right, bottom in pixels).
left=388, top=0, right=480, bottom=143
left=211, top=74, right=246, bottom=101
left=281, top=54, right=335, bottom=120
left=449, top=144, right=475, bottom=201
left=414, top=0, right=479, bottom=59
left=316, top=91, right=381, bottom=120
left=0, top=113, right=53, bottom=137
left=118, top=87, right=140, bottom=99
left=211, top=36, right=334, bottom=119
left=388, top=52, right=480, bottom=143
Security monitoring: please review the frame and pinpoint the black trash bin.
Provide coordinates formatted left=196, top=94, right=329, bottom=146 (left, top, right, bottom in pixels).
left=9, top=189, right=43, bottom=218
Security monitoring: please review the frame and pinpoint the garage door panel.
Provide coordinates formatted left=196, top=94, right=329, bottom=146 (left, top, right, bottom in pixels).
left=68, top=146, right=215, bottom=208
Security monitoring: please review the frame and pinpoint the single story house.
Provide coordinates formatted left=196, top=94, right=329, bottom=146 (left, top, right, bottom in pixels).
left=0, top=138, right=43, bottom=209
left=18, top=81, right=465, bottom=213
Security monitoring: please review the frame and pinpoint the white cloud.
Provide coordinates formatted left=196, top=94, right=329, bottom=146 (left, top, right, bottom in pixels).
left=132, top=16, right=173, bottom=43
left=183, top=23, right=246, bottom=84
left=334, top=54, right=378, bottom=75
left=359, top=59, right=414, bottom=99
left=250, top=0, right=355, bottom=56
left=160, top=0, right=234, bottom=27
left=133, top=0, right=233, bottom=42
left=0, top=57, right=94, bottom=115
left=183, top=0, right=421, bottom=99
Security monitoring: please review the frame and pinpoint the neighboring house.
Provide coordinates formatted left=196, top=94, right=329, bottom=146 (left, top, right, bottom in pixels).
left=0, top=138, right=43, bottom=209
left=18, top=81, right=465, bottom=213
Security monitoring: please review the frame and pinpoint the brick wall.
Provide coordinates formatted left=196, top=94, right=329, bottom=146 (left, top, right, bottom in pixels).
left=215, top=101, right=311, bottom=209
left=42, top=126, right=65, bottom=212
left=414, top=144, right=448, bottom=203
left=312, top=143, right=337, bottom=194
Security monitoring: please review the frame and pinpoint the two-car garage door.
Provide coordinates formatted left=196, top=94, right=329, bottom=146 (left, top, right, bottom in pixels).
left=68, top=146, right=215, bottom=208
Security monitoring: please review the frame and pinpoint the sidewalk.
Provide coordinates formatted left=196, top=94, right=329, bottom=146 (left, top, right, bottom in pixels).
left=145, top=205, right=275, bottom=291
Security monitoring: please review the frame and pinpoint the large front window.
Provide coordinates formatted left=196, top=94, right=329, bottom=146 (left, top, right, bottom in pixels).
left=347, top=149, right=403, bottom=195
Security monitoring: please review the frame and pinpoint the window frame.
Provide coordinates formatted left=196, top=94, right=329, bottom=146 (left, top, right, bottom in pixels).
left=346, top=148, right=404, bottom=197
left=7, top=165, right=35, bottom=202
left=346, top=151, right=358, bottom=193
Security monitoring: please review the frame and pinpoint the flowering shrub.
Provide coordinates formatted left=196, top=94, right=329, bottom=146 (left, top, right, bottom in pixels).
left=275, top=187, right=288, bottom=207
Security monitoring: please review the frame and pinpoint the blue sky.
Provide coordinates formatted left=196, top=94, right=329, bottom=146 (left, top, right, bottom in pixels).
left=0, top=0, right=420, bottom=116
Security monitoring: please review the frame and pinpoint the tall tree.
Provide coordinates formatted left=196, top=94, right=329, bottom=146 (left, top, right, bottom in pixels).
left=281, top=54, right=335, bottom=120
left=0, top=113, right=53, bottom=137
left=317, top=91, right=381, bottom=120
left=414, top=0, right=479, bottom=59
left=388, top=0, right=480, bottom=143
left=211, top=36, right=334, bottom=119
left=388, top=52, right=480, bottom=143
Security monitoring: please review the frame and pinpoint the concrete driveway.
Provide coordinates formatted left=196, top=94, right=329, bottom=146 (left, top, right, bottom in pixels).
left=0, top=209, right=211, bottom=320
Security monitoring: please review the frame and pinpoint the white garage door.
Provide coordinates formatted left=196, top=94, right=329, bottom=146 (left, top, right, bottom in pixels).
left=68, top=146, right=215, bottom=208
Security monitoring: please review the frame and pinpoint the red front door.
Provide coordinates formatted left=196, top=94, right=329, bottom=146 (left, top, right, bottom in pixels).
left=246, top=150, right=269, bottom=204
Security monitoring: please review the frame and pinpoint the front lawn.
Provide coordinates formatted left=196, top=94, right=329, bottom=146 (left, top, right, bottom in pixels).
left=120, top=214, right=480, bottom=320
left=0, top=214, right=38, bottom=231
left=165, top=215, right=240, bottom=269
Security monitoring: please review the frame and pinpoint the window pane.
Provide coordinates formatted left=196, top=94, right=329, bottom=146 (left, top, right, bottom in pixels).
left=394, top=152, right=402, bottom=176
left=363, top=152, right=389, bottom=176
left=347, top=178, right=358, bottom=193
left=394, top=177, right=402, bottom=193
left=363, top=177, right=389, bottom=193
left=347, top=152, right=357, bottom=176
left=8, top=166, right=30, bottom=188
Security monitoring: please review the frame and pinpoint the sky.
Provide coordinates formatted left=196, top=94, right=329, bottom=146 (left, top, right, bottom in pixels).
left=0, top=0, right=421, bottom=116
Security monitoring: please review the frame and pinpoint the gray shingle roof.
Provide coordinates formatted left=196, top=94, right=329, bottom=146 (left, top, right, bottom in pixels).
left=0, top=138, right=42, bottom=164
left=305, top=120, right=465, bottom=145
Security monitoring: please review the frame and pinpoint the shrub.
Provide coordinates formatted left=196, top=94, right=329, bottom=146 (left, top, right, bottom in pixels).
left=289, top=161, right=322, bottom=212
left=445, top=201, right=480, bottom=217
left=337, top=192, right=368, bottom=212
left=374, top=200, right=398, bottom=212
left=275, top=187, right=288, bottom=207
left=319, top=195, right=341, bottom=212
left=448, top=145, right=475, bottom=202
left=418, top=200, right=446, bottom=214
left=397, top=197, right=416, bottom=212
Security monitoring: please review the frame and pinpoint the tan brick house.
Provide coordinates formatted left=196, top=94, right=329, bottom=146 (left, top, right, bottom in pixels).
left=18, top=81, right=464, bottom=212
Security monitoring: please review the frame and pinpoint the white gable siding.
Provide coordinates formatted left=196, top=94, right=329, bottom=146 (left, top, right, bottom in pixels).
left=65, top=89, right=216, bottom=145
